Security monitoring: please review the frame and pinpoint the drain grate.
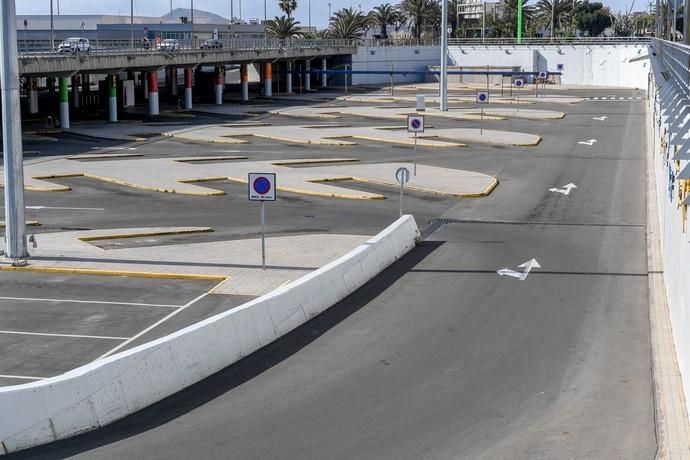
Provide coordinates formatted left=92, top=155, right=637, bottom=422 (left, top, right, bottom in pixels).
left=420, top=218, right=645, bottom=240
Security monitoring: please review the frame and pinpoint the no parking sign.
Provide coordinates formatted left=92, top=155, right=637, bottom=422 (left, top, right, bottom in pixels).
left=538, top=71, right=547, bottom=79
left=248, top=173, right=276, bottom=201
left=407, top=115, right=425, bottom=133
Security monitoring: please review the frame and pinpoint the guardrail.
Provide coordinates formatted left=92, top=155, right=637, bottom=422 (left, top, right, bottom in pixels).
left=449, top=37, right=652, bottom=46
left=18, top=38, right=361, bottom=58
left=651, top=38, right=690, bottom=98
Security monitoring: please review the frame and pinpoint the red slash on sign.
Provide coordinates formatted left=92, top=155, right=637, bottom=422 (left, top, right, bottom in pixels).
left=248, top=173, right=276, bottom=201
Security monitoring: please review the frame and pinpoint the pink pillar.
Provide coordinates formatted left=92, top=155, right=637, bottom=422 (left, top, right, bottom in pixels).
left=214, top=66, right=223, bottom=105
left=148, top=71, right=159, bottom=115
left=184, top=68, right=193, bottom=110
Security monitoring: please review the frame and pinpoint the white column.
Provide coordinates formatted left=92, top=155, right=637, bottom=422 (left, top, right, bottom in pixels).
left=286, top=62, right=293, bottom=94
left=305, top=60, right=311, bottom=91
left=148, top=71, right=159, bottom=116
left=321, top=58, right=328, bottom=88
left=184, top=68, right=193, bottom=110
left=241, top=64, right=249, bottom=101
left=59, top=77, right=70, bottom=129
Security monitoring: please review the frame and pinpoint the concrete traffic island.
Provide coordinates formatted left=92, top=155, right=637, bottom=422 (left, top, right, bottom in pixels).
left=3, top=157, right=498, bottom=199
left=340, top=94, right=585, bottom=105
left=271, top=105, right=566, bottom=121
left=165, top=124, right=541, bottom=147
left=0, top=216, right=419, bottom=455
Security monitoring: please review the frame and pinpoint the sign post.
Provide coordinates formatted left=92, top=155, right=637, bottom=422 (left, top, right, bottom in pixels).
left=407, top=115, right=425, bottom=176
left=537, top=71, right=547, bottom=97
left=514, top=78, right=524, bottom=112
left=248, top=172, right=277, bottom=270
left=476, top=90, right=489, bottom=135
left=395, top=167, right=411, bottom=217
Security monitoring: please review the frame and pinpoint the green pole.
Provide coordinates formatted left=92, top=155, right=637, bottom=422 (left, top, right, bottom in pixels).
left=517, top=0, right=523, bottom=44
left=59, top=77, right=70, bottom=128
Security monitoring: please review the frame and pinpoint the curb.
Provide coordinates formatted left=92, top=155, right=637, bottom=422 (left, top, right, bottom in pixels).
left=78, top=228, right=213, bottom=242
left=0, top=265, right=227, bottom=282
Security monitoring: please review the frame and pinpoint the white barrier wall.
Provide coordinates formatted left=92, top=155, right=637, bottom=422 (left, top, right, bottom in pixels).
left=650, top=63, right=690, bottom=418
left=449, top=44, right=650, bottom=88
left=0, top=216, right=420, bottom=455
left=351, top=45, right=440, bottom=85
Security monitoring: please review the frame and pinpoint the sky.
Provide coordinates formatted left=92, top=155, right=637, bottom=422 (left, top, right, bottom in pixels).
left=15, top=0, right=643, bottom=28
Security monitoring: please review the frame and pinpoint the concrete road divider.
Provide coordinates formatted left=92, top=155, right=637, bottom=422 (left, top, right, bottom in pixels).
left=0, top=216, right=420, bottom=455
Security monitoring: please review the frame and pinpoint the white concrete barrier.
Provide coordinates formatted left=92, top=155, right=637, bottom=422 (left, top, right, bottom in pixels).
left=0, top=216, right=420, bottom=454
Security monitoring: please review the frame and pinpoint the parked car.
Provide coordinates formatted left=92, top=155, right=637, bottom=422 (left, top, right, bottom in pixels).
left=159, top=39, right=180, bottom=51
left=200, top=38, right=223, bottom=49
left=57, top=37, right=91, bottom=54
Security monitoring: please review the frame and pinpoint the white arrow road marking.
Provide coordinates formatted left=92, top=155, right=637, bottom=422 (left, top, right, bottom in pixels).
left=90, top=147, right=137, bottom=151
left=25, top=206, right=105, bottom=211
left=497, top=258, right=541, bottom=281
left=578, top=139, right=597, bottom=146
left=549, top=183, right=578, bottom=195
left=592, top=116, right=608, bottom=121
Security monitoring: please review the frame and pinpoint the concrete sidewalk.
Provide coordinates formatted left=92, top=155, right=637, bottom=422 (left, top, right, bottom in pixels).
left=3, top=227, right=370, bottom=297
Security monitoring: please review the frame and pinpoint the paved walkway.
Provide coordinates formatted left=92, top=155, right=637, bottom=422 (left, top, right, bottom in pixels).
left=7, top=157, right=498, bottom=199
left=3, top=227, right=370, bottom=296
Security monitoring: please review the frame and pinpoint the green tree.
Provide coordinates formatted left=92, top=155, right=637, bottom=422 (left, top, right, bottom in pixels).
left=369, top=3, right=404, bottom=38
left=279, top=0, right=298, bottom=18
left=573, top=1, right=612, bottom=36
left=329, top=7, right=370, bottom=39
left=488, top=0, right=535, bottom=37
left=399, top=0, right=441, bottom=39
left=265, top=15, right=302, bottom=39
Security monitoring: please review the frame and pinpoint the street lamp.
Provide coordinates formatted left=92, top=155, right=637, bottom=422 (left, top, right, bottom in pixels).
left=441, top=0, right=448, bottom=111
left=130, top=0, right=134, bottom=49
left=50, top=0, right=54, bottom=50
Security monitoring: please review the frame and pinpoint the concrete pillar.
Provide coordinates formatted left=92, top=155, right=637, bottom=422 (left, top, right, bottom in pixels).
left=143, top=72, right=149, bottom=100
left=184, top=68, right=193, bottom=110
left=148, top=71, right=159, bottom=116
left=241, top=64, right=249, bottom=101
left=170, top=67, right=178, bottom=96
left=321, top=58, right=328, bottom=88
left=305, top=60, right=311, bottom=91
left=59, top=77, right=69, bottom=128
left=72, top=75, right=80, bottom=108
left=81, top=74, right=89, bottom=94
left=28, top=77, right=38, bottom=114
left=264, top=62, right=273, bottom=97
left=286, top=62, right=293, bottom=94
left=214, top=66, right=224, bottom=105
left=108, top=74, right=117, bottom=122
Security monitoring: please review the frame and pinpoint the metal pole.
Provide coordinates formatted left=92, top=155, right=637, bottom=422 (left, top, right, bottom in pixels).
left=482, top=1, right=485, bottom=43
left=345, top=64, right=348, bottom=96
left=517, top=0, right=523, bottom=43
left=50, top=0, right=54, bottom=50
left=551, top=0, right=555, bottom=41
left=1, top=0, right=28, bottom=260
left=480, top=105, right=483, bottom=135
left=309, top=0, right=312, bottom=29
left=390, top=64, right=394, bottom=97
left=190, top=0, right=194, bottom=47
left=413, top=132, right=417, bottom=176
left=231, top=0, right=234, bottom=22
left=440, top=0, right=449, bottom=111
left=130, top=0, right=134, bottom=49
left=517, top=86, right=520, bottom=111
left=399, top=181, right=404, bottom=217
left=261, top=200, right=266, bottom=270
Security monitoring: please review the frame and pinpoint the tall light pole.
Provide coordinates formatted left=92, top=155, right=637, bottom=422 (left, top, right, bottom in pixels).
left=231, top=0, right=234, bottom=23
left=190, top=0, right=194, bottom=44
left=440, top=0, right=448, bottom=111
left=130, top=0, right=134, bottom=48
left=551, top=0, right=555, bottom=40
left=517, top=0, right=523, bottom=43
left=0, top=0, right=29, bottom=260
left=50, top=0, right=54, bottom=50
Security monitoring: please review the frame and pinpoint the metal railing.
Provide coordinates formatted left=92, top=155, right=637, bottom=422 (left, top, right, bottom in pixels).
left=651, top=38, right=690, bottom=97
left=449, top=36, right=652, bottom=46
left=18, top=38, right=361, bottom=58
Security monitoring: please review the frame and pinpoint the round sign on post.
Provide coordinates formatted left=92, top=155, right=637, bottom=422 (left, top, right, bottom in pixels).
left=538, top=71, right=547, bottom=79
left=396, top=167, right=411, bottom=184
left=476, top=90, right=489, bottom=104
left=248, top=172, right=276, bottom=201
left=514, top=78, right=524, bottom=88
left=407, top=115, right=425, bottom=133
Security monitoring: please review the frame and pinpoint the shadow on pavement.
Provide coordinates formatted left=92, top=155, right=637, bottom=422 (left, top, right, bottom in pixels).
left=9, top=241, right=444, bottom=459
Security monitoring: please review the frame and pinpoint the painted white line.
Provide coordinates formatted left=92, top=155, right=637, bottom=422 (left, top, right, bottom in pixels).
left=95, top=288, right=217, bottom=360
left=0, top=374, right=45, bottom=381
left=27, top=206, right=105, bottom=211
left=578, top=139, right=598, bottom=146
left=0, top=296, right=181, bottom=309
left=497, top=258, right=541, bottom=281
left=593, top=97, right=600, bottom=100
left=0, top=330, right=129, bottom=340
left=549, top=183, right=577, bottom=195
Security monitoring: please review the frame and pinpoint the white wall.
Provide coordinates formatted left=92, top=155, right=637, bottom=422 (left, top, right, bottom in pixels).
left=0, top=216, right=420, bottom=455
left=350, top=45, right=441, bottom=85
left=447, top=44, right=650, bottom=88
left=650, top=63, right=690, bottom=419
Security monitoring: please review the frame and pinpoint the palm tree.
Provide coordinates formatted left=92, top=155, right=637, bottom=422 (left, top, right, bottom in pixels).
left=535, top=0, right=573, bottom=36
left=279, top=0, right=298, bottom=18
left=369, top=3, right=404, bottom=39
left=329, top=7, right=369, bottom=39
left=399, top=0, right=441, bottom=39
left=302, top=29, right=329, bottom=39
left=266, top=16, right=303, bottom=39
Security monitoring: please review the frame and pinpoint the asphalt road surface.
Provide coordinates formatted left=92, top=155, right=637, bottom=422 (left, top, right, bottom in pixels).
left=8, top=89, right=655, bottom=459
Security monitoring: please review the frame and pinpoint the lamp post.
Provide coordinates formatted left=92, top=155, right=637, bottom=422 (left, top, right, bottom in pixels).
left=440, top=0, right=448, bottom=111
left=130, top=0, right=134, bottom=49
left=190, top=0, right=194, bottom=46
left=50, top=0, right=54, bottom=50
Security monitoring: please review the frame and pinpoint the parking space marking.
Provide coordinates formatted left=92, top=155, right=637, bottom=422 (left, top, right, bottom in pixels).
left=0, top=330, right=129, bottom=340
left=0, top=374, right=45, bottom=381
left=96, top=289, right=214, bottom=360
left=0, top=296, right=181, bottom=309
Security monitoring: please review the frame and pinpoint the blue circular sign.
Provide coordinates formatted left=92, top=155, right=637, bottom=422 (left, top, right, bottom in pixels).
left=515, top=79, right=524, bottom=87
left=478, top=93, right=488, bottom=102
left=411, top=118, right=422, bottom=129
left=253, top=176, right=271, bottom=195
